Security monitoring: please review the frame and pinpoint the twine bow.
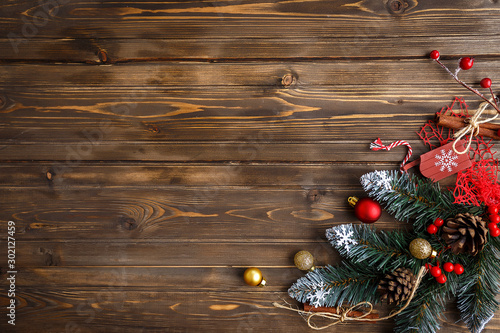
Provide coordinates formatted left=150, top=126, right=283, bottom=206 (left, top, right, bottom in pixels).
left=273, top=266, right=426, bottom=330
left=453, top=100, right=499, bottom=154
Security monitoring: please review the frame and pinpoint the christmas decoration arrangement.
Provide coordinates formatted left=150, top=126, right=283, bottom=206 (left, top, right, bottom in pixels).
left=274, top=52, right=500, bottom=332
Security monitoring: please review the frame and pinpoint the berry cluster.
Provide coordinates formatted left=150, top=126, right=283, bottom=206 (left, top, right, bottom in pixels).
left=426, top=217, right=444, bottom=235
left=427, top=262, right=464, bottom=284
left=488, top=205, right=500, bottom=237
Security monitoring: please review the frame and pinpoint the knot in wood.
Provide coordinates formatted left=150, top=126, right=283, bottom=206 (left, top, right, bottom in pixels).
left=307, top=190, right=321, bottom=203
left=98, top=50, right=109, bottom=64
left=120, top=217, right=137, bottom=230
left=281, top=74, right=295, bottom=88
left=46, top=169, right=55, bottom=181
left=147, top=124, right=161, bottom=133
left=388, top=0, right=406, bottom=14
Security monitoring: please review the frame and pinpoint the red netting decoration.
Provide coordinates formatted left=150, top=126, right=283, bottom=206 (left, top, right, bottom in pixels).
left=418, top=97, right=500, bottom=207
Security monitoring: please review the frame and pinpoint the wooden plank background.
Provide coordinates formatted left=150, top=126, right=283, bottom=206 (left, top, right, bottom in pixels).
left=1, top=0, right=500, bottom=332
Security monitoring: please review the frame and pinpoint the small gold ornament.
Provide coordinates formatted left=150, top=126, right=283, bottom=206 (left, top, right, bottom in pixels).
left=294, top=251, right=315, bottom=271
left=243, top=267, right=266, bottom=287
left=409, top=238, right=434, bottom=259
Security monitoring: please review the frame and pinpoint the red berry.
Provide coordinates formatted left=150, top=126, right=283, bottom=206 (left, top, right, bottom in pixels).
left=436, top=274, right=447, bottom=284
left=430, top=266, right=442, bottom=278
left=434, top=217, right=444, bottom=227
left=489, top=214, right=500, bottom=224
left=454, top=264, right=464, bottom=275
left=459, top=57, right=474, bottom=70
left=425, top=263, right=432, bottom=270
left=490, top=228, right=500, bottom=237
left=480, top=78, right=492, bottom=88
left=430, top=50, right=440, bottom=60
left=488, top=206, right=499, bottom=215
left=427, top=224, right=438, bottom=234
left=488, top=222, right=499, bottom=231
left=443, top=262, right=454, bottom=273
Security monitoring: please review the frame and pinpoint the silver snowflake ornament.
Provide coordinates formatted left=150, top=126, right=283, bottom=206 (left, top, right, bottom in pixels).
left=326, top=224, right=358, bottom=253
left=305, top=281, right=327, bottom=308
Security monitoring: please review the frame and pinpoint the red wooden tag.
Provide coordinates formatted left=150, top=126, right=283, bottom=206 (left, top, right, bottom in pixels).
left=419, top=140, right=472, bottom=182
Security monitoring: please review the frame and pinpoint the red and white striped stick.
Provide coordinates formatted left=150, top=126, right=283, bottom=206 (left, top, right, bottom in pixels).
left=370, top=138, right=413, bottom=172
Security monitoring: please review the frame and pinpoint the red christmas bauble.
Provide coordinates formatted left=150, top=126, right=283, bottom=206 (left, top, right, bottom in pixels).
left=353, top=197, right=382, bottom=223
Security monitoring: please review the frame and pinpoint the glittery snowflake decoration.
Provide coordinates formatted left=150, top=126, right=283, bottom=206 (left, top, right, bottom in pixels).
left=305, top=281, right=327, bottom=308
left=361, top=170, right=393, bottom=192
left=326, top=224, right=357, bottom=253
left=434, top=149, right=459, bottom=172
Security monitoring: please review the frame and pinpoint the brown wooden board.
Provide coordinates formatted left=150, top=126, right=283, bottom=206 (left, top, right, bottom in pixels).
left=0, top=290, right=401, bottom=333
left=1, top=37, right=500, bottom=63
left=0, top=163, right=396, bottom=187
left=1, top=61, right=497, bottom=87
left=2, top=0, right=500, bottom=41
left=0, top=142, right=433, bottom=163
left=2, top=0, right=500, bottom=332
left=0, top=186, right=406, bottom=241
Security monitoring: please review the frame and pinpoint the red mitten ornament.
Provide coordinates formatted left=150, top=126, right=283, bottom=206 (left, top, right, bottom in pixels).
left=403, top=140, right=472, bottom=182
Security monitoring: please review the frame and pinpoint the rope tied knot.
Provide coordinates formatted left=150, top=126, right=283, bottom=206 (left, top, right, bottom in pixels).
left=338, top=307, right=348, bottom=322
left=463, top=118, right=481, bottom=136
left=453, top=100, right=498, bottom=154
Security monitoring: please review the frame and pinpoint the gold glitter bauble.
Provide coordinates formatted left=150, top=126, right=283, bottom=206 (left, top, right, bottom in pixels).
left=294, top=251, right=315, bottom=271
left=409, top=238, right=432, bottom=259
left=243, top=267, right=266, bottom=287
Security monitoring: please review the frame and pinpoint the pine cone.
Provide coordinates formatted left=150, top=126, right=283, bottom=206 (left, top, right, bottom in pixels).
left=442, top=213, right=488, bottom=256
left=377, top=267, right=416, bottom=305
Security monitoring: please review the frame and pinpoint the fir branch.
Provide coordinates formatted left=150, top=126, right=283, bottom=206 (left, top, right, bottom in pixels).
left=288, top=261, right=379, bottom=308
left=394, top=277, right=450, bottom=333
left=360, top=170, right=479, bottom=232
left=326, top=224, right=419, bottom=273
left=457, top=242, right=500, bottom=333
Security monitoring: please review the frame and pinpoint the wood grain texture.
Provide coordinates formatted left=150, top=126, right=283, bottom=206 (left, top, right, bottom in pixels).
left=0, top=163, right=396, bottom=187
left=0, top=290, right=401, bottom=333
left=2, top=0, right=500, bottom=332
left=1, top=61, right=498, bottom=87
left=1, top=0, right=500, bottom=41
left=0, top=186, right=405, bottom=241
left=3, top=37, right=500, bottom=63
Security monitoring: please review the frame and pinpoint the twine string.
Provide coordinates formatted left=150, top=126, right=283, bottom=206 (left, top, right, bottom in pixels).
left=273, top=266, right=427, bottom=330
left=452, top=100, right=499, bottom=155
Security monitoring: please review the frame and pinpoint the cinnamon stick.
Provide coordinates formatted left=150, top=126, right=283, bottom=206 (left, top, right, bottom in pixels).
left=434, top=114, right=500, bottom=140
left=303, top=303, right=379, bottom=320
